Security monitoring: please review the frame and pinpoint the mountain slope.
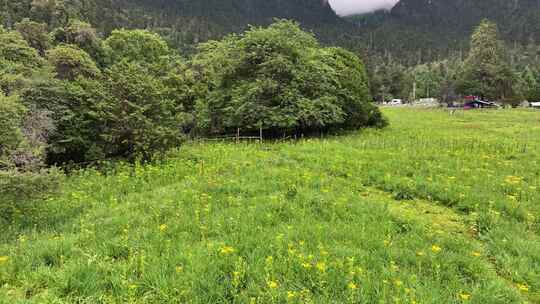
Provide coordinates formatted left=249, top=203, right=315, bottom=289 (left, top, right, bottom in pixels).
left=0, top=0, right=355, bottom=50
left=350, top=0, right=540, bottom=63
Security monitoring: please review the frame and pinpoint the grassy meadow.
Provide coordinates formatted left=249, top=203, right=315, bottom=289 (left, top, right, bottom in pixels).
left=1, top=108, right=539, bottom=304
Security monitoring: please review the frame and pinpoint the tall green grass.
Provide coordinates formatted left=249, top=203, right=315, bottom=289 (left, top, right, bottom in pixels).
left=0, top=108, right=538, bottom=303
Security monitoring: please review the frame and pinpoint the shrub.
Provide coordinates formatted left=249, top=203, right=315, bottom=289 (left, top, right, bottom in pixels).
left=0, top=168, right=62, bottom=221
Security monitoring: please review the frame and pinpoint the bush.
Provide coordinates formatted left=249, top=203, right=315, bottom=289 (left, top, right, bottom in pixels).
left=0, top=168, right=62, bottom=220
left=193, top=20, right=385, bottom=135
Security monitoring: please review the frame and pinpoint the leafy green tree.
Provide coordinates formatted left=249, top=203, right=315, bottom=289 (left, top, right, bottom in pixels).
left=456, top=20, right=514, bottom=101
left=23, top=77, right=109, bottom=164
left=515, top=66, right=540, bottom=102
left=29, top=0, right=70, bottom=28
left=0, top=26, right=44, bottom=69
left=0, top=26, right=46, bottom=94
left=100, top=61, right=188, bottom=160
left=15, top=18, right=51, bottom=55
left=319, top=47, right=385, bottom=128
left=46, top=44, right=100, bottom=80
left=103, top=29, right=170, bottom=65
left=52, top=19, right=103, bottom=60
left=193, top=20, right=384, bottom=135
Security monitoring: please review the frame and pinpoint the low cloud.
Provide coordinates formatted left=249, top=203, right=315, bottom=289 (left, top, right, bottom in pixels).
left=328, top=0, right=398, bottom=16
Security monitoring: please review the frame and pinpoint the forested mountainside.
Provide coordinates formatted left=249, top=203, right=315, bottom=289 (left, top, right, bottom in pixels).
left=350, top=0, right=540, bottom=64
left=3, top=0, right=540, bottom=61
left=0, top=0, right=357, bottom=51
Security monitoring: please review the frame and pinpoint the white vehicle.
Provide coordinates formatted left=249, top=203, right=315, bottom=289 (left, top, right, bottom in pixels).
left=389, top=99, right=403, bottom=105
left=531, top=102, right=540, bottom=109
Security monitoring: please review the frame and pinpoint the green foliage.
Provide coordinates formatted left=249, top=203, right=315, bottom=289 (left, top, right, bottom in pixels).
left=100, top=61, right=188, bottom=160
left=0, top=92, right=61, bottom=216
left=0, top=26, right=49, bottom=95
left=23, top=78, right=109, bottom=164
left=103, top=29, right=170, bottom=65
left=52, top=19, right=103, bottom=60
left=194, top=20, right=384, bottom=135
left=319, top=47, right=386, bottom=128
left=456, top=20, right=514, bottom=101
left=0, top=93, right=27, bottom=169
left=514, top=66, right=540, bottom=102
left=46, top=44, right=100, bottom=80
left=0, top=168, right=62, bottom=221
left=0, top=26, right=43, bottom=69
left=14, top=18, right=51, bottom=55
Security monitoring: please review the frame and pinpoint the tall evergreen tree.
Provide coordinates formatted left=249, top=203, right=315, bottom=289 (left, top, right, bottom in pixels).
left=456, top=20, right=514, bottom=101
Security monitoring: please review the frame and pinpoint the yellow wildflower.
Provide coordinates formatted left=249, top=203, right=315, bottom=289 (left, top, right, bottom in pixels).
left=459, top=292, right=471, bottom=300
left=348, top=282, right=358, bottom=290
left=0, top=256, right=8, bottom=264
left=159, top=224, right=168, bottom=232
left=416, top=251, right=425, bottom=257
left=267, top=280, right=279, bottom=289
left=287, top=291, right=296, bottom=299
left=431, top=245, right=442, bottom=253
left=302, top=262, right=312, bottom=269
left=516, top=283, right=529, bottom=292
left=504, top=176, right=522, bottom=185
left=471, top=251, right=481, bottom=257
left=316, top=262, right=326, bottom=272
left=220, top=246, right=235, bottom=255
left=175, top=266, right=183, bottom=273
